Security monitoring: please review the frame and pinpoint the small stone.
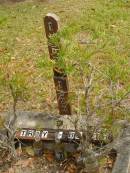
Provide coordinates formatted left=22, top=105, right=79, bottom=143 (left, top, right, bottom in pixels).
left=54, top=151, right=65, bottom=162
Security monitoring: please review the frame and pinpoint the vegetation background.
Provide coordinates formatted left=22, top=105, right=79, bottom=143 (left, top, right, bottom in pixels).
left=0, top=0, right=130, bottom=172
left=0, top=0, right=130, bottom=127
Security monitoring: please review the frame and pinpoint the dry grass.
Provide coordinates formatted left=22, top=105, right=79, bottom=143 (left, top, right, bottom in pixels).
left=0, top=0, right=130, bottom=120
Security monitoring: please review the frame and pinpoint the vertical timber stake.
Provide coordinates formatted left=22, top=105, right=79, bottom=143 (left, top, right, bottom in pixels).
left=44, top=13, right=71, bottom=115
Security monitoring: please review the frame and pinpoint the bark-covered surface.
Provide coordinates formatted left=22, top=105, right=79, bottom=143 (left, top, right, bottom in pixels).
left=112, top=124, right=130, bottom=173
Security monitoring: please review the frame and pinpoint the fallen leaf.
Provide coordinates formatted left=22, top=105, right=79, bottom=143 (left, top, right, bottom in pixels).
left=66, top=163, right=77, bottom=173
left=25, top=146, right=35, bottom=156
left=44, top=152, right=54, bottom=162
left=15, top=158, right=34, bottom=169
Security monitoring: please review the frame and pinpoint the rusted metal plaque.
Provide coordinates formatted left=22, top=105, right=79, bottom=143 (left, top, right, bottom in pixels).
left=44, top=13, right=71, bottom=115
left=15, top=128, right=82, bottom=142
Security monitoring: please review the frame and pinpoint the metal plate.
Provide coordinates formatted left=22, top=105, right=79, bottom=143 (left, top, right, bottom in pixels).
left=15, top=128, right=82, bottom=142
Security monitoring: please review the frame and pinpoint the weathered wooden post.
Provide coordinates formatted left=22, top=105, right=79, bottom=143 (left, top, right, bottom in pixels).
left=44, top=13, right=71, bottom=115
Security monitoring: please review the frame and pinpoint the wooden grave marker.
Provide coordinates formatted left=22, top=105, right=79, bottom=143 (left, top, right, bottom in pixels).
left=44, top=13, right=71, bottom=115
left=15, top=14, right=75, bottom=147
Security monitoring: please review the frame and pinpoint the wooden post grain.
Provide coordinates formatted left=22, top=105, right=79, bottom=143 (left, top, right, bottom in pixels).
left=44, top=13, right=71, bottom=115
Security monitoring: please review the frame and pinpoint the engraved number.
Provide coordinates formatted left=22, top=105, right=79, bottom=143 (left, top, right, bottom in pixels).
left=20, top=130, right=27, bottom=137
left=41, top=131, right=48, bottom=138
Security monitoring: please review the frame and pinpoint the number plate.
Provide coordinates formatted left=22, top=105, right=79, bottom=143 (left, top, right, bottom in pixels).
left=15, top=128, right=82, bottom=142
